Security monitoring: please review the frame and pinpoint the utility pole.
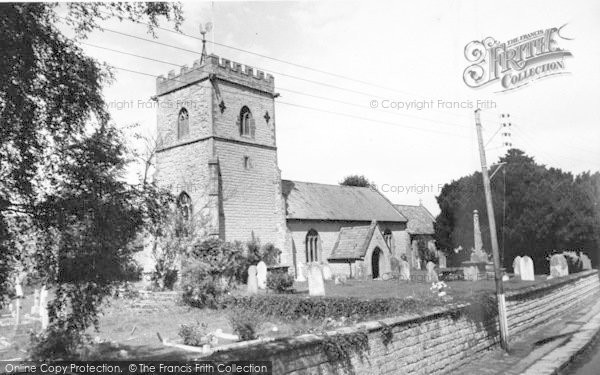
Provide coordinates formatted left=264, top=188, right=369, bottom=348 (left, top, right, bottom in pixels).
left=475, top=109, right=510, bottom=351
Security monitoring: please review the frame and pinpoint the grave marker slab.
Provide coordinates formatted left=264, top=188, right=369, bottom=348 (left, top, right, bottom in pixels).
left=520, top=256, right=535, bottom=281
left=247, top=265, right=258, bottom=294
left=550, top=254, right=569, bottom=277
left=308, top=264, right=325, bottom=296
left=256, top=261, right=267, bottom=289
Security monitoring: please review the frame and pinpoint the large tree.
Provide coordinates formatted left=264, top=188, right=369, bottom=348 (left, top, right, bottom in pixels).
left=435, top=149, right=600, bottom=272
left=0, top=3, right=182, bottom=357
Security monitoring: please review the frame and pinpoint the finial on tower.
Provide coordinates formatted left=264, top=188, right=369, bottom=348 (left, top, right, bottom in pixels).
left=199, top=22, right=213, bottom=64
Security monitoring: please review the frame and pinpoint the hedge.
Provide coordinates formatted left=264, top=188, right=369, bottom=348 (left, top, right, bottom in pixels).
left=221, top=294, right=447, bottom=322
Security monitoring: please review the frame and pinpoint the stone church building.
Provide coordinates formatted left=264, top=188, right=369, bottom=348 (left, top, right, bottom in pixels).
left=153, top=54, right=435, bottom=279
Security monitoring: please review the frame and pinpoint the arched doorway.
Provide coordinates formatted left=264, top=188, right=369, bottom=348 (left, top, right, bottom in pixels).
left=372, top=247, right=382, bottom=279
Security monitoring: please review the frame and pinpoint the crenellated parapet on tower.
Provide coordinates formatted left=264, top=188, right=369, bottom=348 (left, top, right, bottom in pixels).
left=156, top=54, right=275, bottom=97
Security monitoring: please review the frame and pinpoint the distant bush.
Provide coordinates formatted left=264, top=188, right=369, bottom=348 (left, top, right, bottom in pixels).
left=266, top=272, right=294, bottom=293
left=178, top=321, right=209, bottom=346
left=228, top=309, right=263, bottom=341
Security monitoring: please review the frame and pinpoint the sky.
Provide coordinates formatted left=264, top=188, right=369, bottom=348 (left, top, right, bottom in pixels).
left=62, top=0, right=600, bottom=216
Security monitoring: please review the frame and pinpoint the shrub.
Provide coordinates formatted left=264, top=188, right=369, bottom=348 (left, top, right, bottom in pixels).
left=222, top=294, right=442, bottom=322
left=228, top=309, right=263, bottom=341
left=178, top=321, right=209, bottom=346
left=266, top=272, right=294, bottom=293
left=181, top=238, right=246, bottom=308
left=29, top=328, right=87, bottom=360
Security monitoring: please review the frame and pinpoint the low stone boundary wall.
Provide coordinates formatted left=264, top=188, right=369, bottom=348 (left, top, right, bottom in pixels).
left=208, top=270, right=600, bottom=375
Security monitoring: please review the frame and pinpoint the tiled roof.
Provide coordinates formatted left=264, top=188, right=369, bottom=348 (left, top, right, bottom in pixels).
left=328, top=222, right=377, bottom=260
left=394, top=204, right=436, bottom=234
left=282, top=180, right=407, bottom=222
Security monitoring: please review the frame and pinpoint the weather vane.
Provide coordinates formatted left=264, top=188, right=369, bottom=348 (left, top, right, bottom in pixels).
left=200, top=22, right=213, bottom=64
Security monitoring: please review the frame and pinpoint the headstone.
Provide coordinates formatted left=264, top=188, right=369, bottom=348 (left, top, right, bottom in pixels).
left=438, top=252, right=447, bottom=268
left=581, top=253, right=592, bottom=270
left=247, top=265, right=258, bottom=294
left=502, top=274, right=510, bottom=282
left=464, top=266, right=478, bottom=281
left=322, top=263, right=333, bottom=281
left=356, top=262, right=367, bottom=280
left=411, top=240, right=421, bottom=270
left=381, top=273, right=392, bottom=281
left=308, top=264, right=325, bottom=296
left=334, top=274, right=341, bottom=285
left=390, top=257, right=401, bottom=273
left=426, top=262, right=438, bottom=282
left=513, top=256, right=522, bottom=278
left=399, top=260, right=411, bottom=281
left=296, top=263, right=306, bottom=282
left=550, top=254, right=569, bottom=277
left=31, top=289, right=40, bottom=316
left=520, top=256, right=535, bottom=281
left=40, top=286, right=49, bottom=329
left=256, top=261, right=267, bottom=289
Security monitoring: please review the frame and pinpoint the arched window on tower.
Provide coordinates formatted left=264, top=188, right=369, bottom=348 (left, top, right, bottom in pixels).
left=305, top=229, right=319, bottom=263
left=383, top=228, right=393, bottom=250
left=176, top=192, right=192, bottom=237
left=239, top=106, right=255, bottom=138
left=177, top=108, right=189, bottom=139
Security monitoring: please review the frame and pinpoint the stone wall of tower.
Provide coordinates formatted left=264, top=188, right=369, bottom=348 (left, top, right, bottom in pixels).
left=154, top=54, right=287, bottom=263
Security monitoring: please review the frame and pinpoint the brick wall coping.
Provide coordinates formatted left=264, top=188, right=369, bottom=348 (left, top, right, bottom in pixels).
left=505, top=270, right=598, bottom=299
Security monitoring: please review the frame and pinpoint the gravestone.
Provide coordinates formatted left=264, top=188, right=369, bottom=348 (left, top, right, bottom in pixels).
left=296, top=263, right=306, bottom=282
left=464, top=266, right=478, bottom=281
left=438, top=253, right=447, bottom=269
left=308, top=264, right=325, bottom=296
left=513, top=256, right=522, bottom=278
left=381, top=273, right=392, bottom=281
left=322, top=263, right=333, bottom=281
left=581, top=253, right=592, bottom=270
left=399, top=259, right=411, bottom=281
left=40, top=286, right=49, bottom=330
left=520, top=256, right=535, bottom=281
left=426, top=262, right=438, bottom=282
left=247, top=265, right=258, bottom=294
left=550, top=254, right=569, bottom=277
left=256, top=261, right=267, bottom=289
left=390, top=257, right=401, bottom=273
left=356, top=262, right=367, bottom=280
left=31, top=289, right=40, bottom=316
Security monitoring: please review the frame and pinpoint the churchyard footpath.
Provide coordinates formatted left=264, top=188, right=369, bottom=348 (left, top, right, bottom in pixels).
left=452, top=272, right=600, bottom=375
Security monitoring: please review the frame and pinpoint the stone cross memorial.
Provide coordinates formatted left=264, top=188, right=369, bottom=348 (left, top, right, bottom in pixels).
left=256, top=261, right=267, bottom=289
left=308, top=264, right=325, bottom=296
left=550, top=254, right=569, bottom=278
left=520, top=256, right=535, bottom=281
left=247, top=265, right=258, bottom=294
left=513, top=256, right=522, bottom=279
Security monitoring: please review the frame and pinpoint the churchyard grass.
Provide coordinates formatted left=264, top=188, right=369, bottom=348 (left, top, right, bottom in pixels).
left=0, top=274, right=563, bottom=359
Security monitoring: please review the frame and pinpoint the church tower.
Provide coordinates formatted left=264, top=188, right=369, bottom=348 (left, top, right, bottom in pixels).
left=154, top=54, right=288, bottom=260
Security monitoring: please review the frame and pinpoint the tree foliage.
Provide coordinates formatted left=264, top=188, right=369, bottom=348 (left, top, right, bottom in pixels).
left=435, top=149, right=600, bottom=272
left=0, top=2, right=182, bottom=357
left=339, top=175, right=375, bottom=188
